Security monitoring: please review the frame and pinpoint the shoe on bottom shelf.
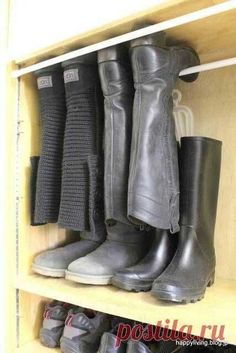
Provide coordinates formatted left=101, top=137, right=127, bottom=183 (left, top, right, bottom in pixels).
left=65, top=222, right=148, bottom=285
left=60, top=309, right=110, bottom=353
left=127, top=340, right=180, bottom=353
left=40, top=300, right=74, bottom=348
left=32, top=238, right=102, bottom=277
left=127, top=341, right=152, bottom=353
left=98, top=316, right=134, bottom=353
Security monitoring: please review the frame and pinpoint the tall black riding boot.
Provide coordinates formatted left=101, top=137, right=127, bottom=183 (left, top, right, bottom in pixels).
left=34, top=65, right=66, bottom=223
left=112, top=230, right=177, bottom=292
left=65, top=46, right=149, bottom=285
left=128, top=35, right=200, bottom=233
left=152, top=137, right=222, bottom=303
left=98, top=44, right=133, bottom=225
left=32, top=155, right=105, bottom=278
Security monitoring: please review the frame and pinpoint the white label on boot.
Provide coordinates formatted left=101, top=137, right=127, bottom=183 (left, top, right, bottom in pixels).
left=64, top=69, right=79, bottom=83
left=37, top=76, right=53, bottom=89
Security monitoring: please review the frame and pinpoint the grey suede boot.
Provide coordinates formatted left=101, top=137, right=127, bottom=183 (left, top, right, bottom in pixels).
left=128, top=35, right=200, bottom=233
left=33, top=129, right=106, bottom=277
left=32, top=154, right=106, bottom=277
left=32, top=237, right=103, bottom=277
left=66, top=222, right=148, bottom=285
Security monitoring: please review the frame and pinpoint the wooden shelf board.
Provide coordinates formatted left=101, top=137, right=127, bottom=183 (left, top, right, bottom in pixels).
left=16, top=274, right=236, bottom=345
left=16, top=339, right=60, bottom=353
left=13, top=0, right=233, bottom=66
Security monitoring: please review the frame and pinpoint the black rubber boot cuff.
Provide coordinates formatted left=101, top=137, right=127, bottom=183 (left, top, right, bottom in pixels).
left=98, top=44, right=130, bottom=64
left=130, top=23, right=166, bottom=49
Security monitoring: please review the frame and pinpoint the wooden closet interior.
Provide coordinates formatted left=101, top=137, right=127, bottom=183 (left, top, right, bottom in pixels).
left=4, top=0, right=236, bottom=352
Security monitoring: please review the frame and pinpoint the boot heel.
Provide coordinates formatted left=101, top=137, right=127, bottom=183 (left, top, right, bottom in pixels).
left=207, top=272, right=215, bottom=287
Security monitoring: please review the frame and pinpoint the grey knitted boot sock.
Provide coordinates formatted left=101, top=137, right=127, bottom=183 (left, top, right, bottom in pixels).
left=34, top=65, right=66, bottom=223
left=58, top=56, right=104, bottom=232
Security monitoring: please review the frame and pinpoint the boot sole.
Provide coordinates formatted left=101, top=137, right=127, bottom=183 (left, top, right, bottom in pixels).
left=151, top=289, right=205, bottom=304
left=112, top=277, right=152, bottom=292
left=151, top=276, right=215, bottom=304
left=65, top=270, right=112, bottom=285
left=32, top=264, right=65, bottom=277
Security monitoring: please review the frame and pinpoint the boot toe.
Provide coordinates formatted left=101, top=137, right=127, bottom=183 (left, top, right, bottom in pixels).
left=114, top=269, right=142, bottom=282
left=152, top=277, right=206, bottom=303
left=67, top=255, right=112, bottom=276
left=112, top=269, right=153, bottom=292
left=33, top=249, right=66, bottom=269
left=66, top=254, right=115, bottom=284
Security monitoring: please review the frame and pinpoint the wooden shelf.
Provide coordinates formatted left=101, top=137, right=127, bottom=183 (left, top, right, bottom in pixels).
left=13, top=1, right=236, bottom=69
left=16, top=339, right=60, bottom=353
left=16, top=274, right=236, bottom=345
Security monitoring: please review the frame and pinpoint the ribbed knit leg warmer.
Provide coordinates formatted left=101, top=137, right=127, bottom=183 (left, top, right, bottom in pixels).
left=58, top=57, right=105, bottom=240
left=34, top=65, right=66, bottom=223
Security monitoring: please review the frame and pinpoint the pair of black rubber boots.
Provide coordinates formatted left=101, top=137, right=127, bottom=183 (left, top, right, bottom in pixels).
left=32, top=32, right=222, bottom=304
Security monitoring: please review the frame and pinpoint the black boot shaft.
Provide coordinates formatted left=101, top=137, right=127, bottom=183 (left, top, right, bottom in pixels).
left=130, top=30, right=166, bottom=48
left=98, top=45, right=134, bottom=225
left=130, top=44, right=200, bottom=84
left=128, top=38, right=200, bottom=232
left=180, top=137, right=222, bottom=243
